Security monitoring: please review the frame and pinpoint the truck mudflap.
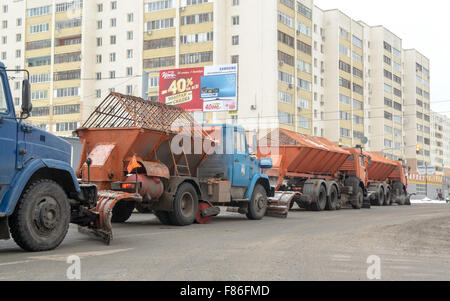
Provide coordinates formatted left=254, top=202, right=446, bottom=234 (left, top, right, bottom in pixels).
left=267, top=192, right=301, bottom=218
left=77, top=190, right=140, bottom=245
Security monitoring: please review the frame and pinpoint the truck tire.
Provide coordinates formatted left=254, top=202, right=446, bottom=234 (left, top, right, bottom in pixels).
left=308, top=184, right=327, bottom=212
left=8, top=179, right=70, bottom=252
left=392, top=182, right=406, bottom=205
left=374, top=187, right=384, bottom=206
left=326, top=185, right=338, bottom=211
left=111, top=201, right=135, bottom=223
left=246, top=184, right=268, bottom=220
left=384, top=188, right=392, bottom=206
left=155, top=211, right=172, bottom=225
left=352, top=187, right=364, bottom=209
left=169, top=183, right=198, bottom=226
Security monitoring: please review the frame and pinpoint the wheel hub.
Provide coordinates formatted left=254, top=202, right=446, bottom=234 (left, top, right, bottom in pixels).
left=34, top=199, right=59, bottom=231
left=181, top=193, right=194, bottom=216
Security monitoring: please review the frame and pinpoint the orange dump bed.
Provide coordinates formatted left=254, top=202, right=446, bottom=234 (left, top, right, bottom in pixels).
left=365, top=152, right=398, bottom=182
left=259, top=129, right=351, bottom=178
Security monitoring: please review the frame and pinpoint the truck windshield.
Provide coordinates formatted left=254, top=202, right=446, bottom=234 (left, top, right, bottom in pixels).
left=0, top=76, right=7, bottom=114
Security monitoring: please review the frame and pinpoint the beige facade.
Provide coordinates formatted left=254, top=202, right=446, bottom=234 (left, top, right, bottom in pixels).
left=1, top=0, right=442, bottom=173
left=404, top=49, right=431, bottom=171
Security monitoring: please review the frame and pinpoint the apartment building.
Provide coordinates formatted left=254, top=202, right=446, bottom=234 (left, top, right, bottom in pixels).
left=360, top=26, right=405, bottom=161
left=0, top=0, right=25, bottom=109
left=317, top=9, right=366, bottom=146
left=431, top=111, right=445, bottom=175
left=3, top=0, right=142, bottom=135
left=444, top=116, right=450, bottom=178
left=404, top=49, right=431, bottom=171
left=82, top=0, right=143, bottom=122
left=1, top=0, right=440, bottom=175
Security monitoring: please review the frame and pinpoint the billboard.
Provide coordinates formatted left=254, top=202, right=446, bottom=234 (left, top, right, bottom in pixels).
left=418, top=166, right=436, bottom=176
left=159, top=64, right=238, bottom=112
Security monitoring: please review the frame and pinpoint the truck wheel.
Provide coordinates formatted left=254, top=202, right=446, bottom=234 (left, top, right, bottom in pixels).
left=326, top=185, right=338, bottom=211
left=374, top=188, right=384, bottom=206
left=309, top=185, right=327, bottom=212
left=384, top=189, right=392, bottom=206
left=169, top=183, right=198, bottom=226
left=8, top=179, right=70, bottom=252
left=155, top=211, right=172, bottom=225
left=111, top=201, right=135, bottom=223
left=352, top=187, right=364, bottom=209
left=397, top=193, right=406, bottom=206
left=247, top=184, right=268, bottom=220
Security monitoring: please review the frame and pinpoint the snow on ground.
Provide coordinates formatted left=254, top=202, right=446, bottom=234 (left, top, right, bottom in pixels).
left=411, top=197, right=449, bottom=204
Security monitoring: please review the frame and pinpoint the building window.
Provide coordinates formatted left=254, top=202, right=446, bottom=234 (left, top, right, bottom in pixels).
left=110, top=35, right=116, bottom=45
left=30, top=23, right=49, bottom=34
left=298, top=117, right=310, bottom=129
left=111, top=1, right=117, bottom=10
left=127, top=49, right=133, bottom=58
left=179, top=51, right=213, bottom=65
left=53, top=104, right=80, bottom=115
left=147, top=18, right=175, bottom=30
left=127, top=67, right=133, bottom=76
left=126, top=85, right=133, bottom=95
left=144, top=56, right=176, bottom=68
left=110, top=71, right=116, bottom=79
left=232, top=35, right=239, bottom=45
left=127, top=31, right=134, bottom=40
left=145, top=37, right=176, bottom=49
left=232, top=16, right=240, bottom=26
left=55, top=122, right=79, bottom=133
left=279, top=112, right=293, bottom=125
left=110, top=18, right=116, bottom=27
left=97, top=4, right=103, bottom=12
left=127, top=13, right=134, bottom=22
left=145, top=0, right=175, bottom=12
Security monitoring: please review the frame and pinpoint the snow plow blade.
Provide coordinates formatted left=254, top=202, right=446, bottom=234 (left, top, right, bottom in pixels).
left=266, top=192, right=301, bottom=218
left=78, top=190, right=141, bottom=245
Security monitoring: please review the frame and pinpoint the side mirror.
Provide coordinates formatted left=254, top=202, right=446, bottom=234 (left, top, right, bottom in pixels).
left=21, top=79, right=32, bottom=118
left=260, top=157, right=273, bottom=169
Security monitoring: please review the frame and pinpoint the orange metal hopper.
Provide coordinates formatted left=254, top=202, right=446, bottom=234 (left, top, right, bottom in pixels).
left=260, top=129, right=351, bottom=189
left=365, top=152, right=398, bottom=182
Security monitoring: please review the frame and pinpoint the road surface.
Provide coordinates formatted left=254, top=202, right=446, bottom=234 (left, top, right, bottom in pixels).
left=1, top=204, right=449, bottom=281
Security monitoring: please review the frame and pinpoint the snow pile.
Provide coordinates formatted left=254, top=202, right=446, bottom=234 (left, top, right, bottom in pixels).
left=411, top=197, right=448, bottom=204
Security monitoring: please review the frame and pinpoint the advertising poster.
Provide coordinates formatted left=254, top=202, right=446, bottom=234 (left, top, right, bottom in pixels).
left=159, top=64, right=238, bottom=112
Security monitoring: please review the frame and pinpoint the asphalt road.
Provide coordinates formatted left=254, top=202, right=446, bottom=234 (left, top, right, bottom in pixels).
left=1, top=204, right=450, bottom=281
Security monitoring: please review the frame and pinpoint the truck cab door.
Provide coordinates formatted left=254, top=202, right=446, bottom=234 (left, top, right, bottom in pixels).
left=0, top=74, right=17, bottom=203
left=232, top=129, right=250, bottom=187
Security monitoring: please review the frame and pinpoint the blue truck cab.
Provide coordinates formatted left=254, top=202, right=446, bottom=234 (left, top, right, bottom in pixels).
left=191, top=124, right=274, bottom=220
left=0, top=62, right=97, bottom=252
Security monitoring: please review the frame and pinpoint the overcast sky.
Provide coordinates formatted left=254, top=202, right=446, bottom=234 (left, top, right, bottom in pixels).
left=315, top=0, right=450, bottom=117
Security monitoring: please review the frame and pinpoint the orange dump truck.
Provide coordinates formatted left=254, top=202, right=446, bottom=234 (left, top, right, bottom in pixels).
left=259, top=129, right=370, bottom=211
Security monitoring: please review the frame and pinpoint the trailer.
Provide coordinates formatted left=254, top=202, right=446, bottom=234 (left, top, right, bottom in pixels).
left=75, top=93, right=289, bottom=243
left=258, top=129, right=369, bottom=211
